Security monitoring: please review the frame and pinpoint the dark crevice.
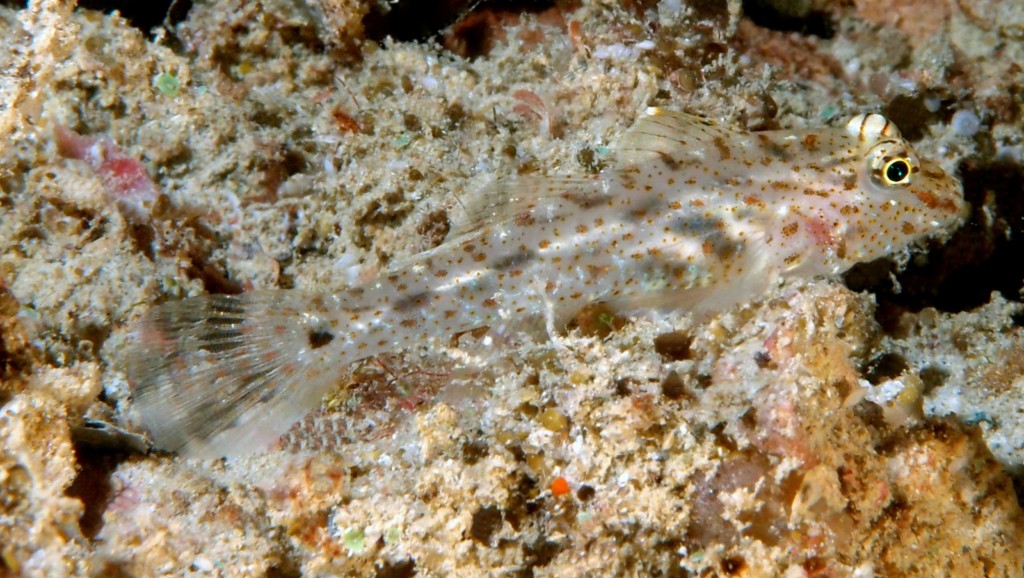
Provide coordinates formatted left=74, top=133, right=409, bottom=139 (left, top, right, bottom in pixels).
left=266, top=558, right=303, bottom=578
left=653, top=331, right=693, bottom=361
left=65, top=444, right=132, bottom=540
left=469, top=505, right=503, bottom=545
left=918, top=365, right=950, bottom=393
left=576, top=484, right=595, bottom=501
left=661, top=370, right=689, bottom=401
left=76, top=0, right=192, bottom=36
left=461, top=437, right=490, bottom=464
left=522, top=536, right=561, bottom=569
left=364, top=0, right=476, bottom=42
left=187, top=257, right=244, bottom=295
left=721, top=556, right=747, bottom=575
left=1014, top=475, right=1024, bottom=511
left=374, top=559, right=417, bottom=578
left=364, top=0, right=557, bottom=52
left=844, top=159, right=1024, bottom=330
left=503, top=473, right=539, bottom=532
left=0, top=285, right=32, bottom=382
left=882, top=94, right=939, bottom=142
left=741, top=0, right=835, bottom=39
left=863, top=352, right=908, bottom=385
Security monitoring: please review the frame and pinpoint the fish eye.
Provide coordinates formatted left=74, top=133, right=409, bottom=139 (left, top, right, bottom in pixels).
left=883, top=158, right=912, bottom=185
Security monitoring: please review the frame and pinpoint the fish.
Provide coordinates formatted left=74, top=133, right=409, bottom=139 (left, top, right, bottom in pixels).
left=124, top=108, right=965, bottom=458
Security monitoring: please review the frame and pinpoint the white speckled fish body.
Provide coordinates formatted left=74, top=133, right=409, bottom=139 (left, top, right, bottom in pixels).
left=127, top=108, right=964, bottom=457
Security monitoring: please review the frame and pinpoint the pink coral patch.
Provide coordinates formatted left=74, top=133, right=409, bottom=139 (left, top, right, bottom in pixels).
left=55, top=125, right=161, bottom=208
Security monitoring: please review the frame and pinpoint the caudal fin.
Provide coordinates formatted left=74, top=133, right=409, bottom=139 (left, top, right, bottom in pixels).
left=125, top=291, right=345, bottom=458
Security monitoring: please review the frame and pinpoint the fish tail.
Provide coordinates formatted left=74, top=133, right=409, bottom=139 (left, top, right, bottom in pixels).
left=125, top=291, right=346, bottom=458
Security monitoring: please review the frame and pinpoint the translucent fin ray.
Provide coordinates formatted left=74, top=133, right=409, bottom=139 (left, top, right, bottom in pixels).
left=389, top=175, right=610, bottom=274
left=125, top=291, right=346, bottom=458
left=445, top=175, right=608, bottom=240
left=615, top=107, right=739, bottom=168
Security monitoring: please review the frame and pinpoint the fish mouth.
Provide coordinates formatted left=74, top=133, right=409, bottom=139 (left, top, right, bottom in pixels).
left=911, top=186, right=963, bottom=216
left=912, top=162, right=965, bottom=219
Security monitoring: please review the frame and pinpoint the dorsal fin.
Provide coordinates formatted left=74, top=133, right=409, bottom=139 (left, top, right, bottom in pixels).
left=615, top=107, right=739, bottom=169
left=445, top=108, right=735, bottom=241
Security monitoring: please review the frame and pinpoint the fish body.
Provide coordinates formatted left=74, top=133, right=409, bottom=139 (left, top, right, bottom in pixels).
left=126, top=108, right=964, bottom=457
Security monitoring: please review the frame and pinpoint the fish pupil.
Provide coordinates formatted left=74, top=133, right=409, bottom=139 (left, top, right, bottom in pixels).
left=886, top=159, right=909, bottom=183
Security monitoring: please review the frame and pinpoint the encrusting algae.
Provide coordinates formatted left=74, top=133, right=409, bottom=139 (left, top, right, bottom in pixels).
left=125, top=108, right=964, bottom=458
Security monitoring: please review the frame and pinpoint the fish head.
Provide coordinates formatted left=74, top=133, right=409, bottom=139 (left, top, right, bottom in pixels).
left=838, top=113, right=966, bottom=267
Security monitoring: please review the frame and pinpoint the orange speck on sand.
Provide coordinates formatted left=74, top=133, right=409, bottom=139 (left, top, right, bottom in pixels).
left=550, top=476, right=571, bottom=497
